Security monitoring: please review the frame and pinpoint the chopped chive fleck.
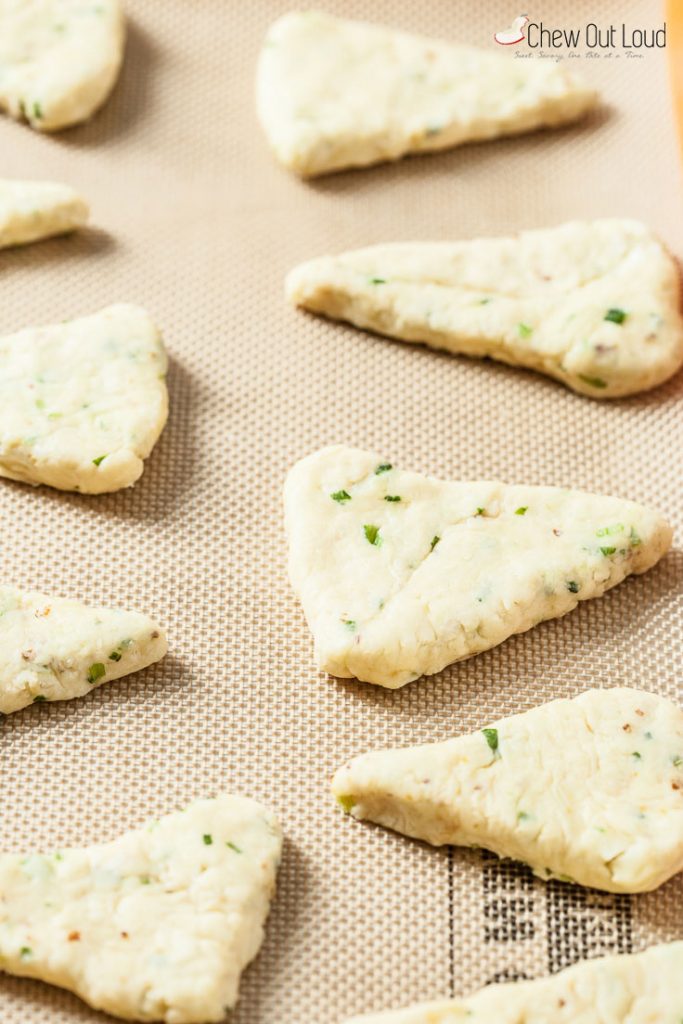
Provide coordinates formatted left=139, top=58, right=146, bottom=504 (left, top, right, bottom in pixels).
left=32, top=694, right=47, bottom=703
left=578, top=374, right=608, bottom=389
left=341, top=618, right=356, bottom=631
left=226, top=841, right=242, bottom=853
left=337, top=794, right=356, bottom=813
left=605, top=308, right=627, bottom=325
left=331, top=489, right=351, bottom=503
left=596, top=524, right=624, bottom=537
left=109, top=651, right=122, bottom=662
left=86, top=662, right=105, bottom=684
left=369, top=277, right=387, bottom=285
left=32, top=101, right=43, bottom=119
left=517, top=811, right=530, bottom=822
left=566, top=581, right=580, bottom=593
left=139, top=875, right=151, bottom=885
left=632, top=752, right=642, bottom=760
left=629, top=527, right=641, bottom=547
left=482, top=728, right=499, bottom=754
left=363, top=524, right=381, bottom=546
left=673, top=756, right=683, bottom=768
left=478, top=297, right=492, bottom=305
left=375, top=463, right=392, bottom=475
left=202, top=834, right=213, bottom=846
left=384, top=495, right=401, bottom=502
left=430, top=535, right=440, bottom=551
left=517, top=323, right=533, bottom=339
left=515, top=506, right=528, bottom=516
left=92, top=455, right=107, bottom=467
left=599, top=546, right=617, bottom=556
left=19, top=947, right=32, bottom=959
left=475, top=507, right=485, bottom=516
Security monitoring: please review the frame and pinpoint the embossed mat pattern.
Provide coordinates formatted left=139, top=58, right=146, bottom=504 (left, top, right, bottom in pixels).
left=0, top=1, right=681, bottom=1021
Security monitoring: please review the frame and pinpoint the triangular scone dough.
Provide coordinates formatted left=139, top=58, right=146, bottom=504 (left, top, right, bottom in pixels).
left=0, top=0, right=125, bottom=131
left=256, top=11, right=597, bottom=177
left=287, top=220, right=683, bottom=398
left=0, top=304, right=168, bottom=493
left=0, top=795, right=282, bottom=1023
left=341, top=942, right=683, bottom=1023
left=333, top=688, right=683, bottom=894
left=0, top=179, right=88, bottom=248
left=285, top=446, right=672, bottom=688
left=0, top=585, right=168, bottom=713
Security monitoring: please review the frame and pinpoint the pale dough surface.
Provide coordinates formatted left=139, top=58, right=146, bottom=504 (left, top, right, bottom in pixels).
left=256, top=10, right=597, bottom=176
left=0, top=0, right=125, bottom=131
left=332, top=687, right=683, bottom=893
left=0, top=584, right=168, bottom=714
left=342, top=941, right=683, bottom=1023
left=284, top=446, right=672, bottom=687
left=0, top=178, right=88, bottom=248
left=287, top=220, right=683, bottom=398
left=0, top=795, right=282, bottom=1022
left=0, top=304, right=169, bottom=493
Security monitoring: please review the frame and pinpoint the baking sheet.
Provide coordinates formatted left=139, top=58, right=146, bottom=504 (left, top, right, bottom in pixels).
left=1, top=1, right=681, bottom=1021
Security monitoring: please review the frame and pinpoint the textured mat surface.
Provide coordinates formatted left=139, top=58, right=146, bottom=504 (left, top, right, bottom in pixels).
left=0, top=1, right=681, bottom=1022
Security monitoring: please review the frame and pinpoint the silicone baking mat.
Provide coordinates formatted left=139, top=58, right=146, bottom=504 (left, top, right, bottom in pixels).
left=1, top=1, right=681, bottom=1021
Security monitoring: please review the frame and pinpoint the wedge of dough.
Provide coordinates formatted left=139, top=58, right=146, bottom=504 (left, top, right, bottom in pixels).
left=0, top=0, right=125, bottom=131
left=332, top=688, right=683, bottom=893
left=284, top=446, right=672, bottom=688
left=0, top=179, right=88, bottom=248
left=0, top=304, right=168, bottom=493
left=256, top=11, right=597, bottom=177
left=287, top=220, right=683, bottom=398
left=341, top=941, right=683, bottom=1023
left=0, top=585, right=167, bottom=713
left=0, top=795, right=282, bottom=1023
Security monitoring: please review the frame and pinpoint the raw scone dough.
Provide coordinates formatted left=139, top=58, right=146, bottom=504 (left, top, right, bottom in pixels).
left=0, top=0, right=125, bottom=131
left=341, top=941, right=683, bottom=1023
left=0, top=585, right=168, bottom=714
left=0, top=795, right=282, bottom=1023
left=0, top=178, right=88, bottom=248
left=332, top=688, right=683, bottom=893
left=287, top=220, right=683, bottom=398
left=284, top=446, right=672, bottom=687
left=0, top=304, right=169, bottom=493
left=256, top=10, right=597, bottom=176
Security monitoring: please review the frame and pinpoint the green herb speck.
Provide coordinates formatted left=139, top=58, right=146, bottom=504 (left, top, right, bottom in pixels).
left=363, top=524, right=381, bottom=546
left=475, top=507, right=485, bottom=516
left=341, top=618, right=356, bottom=631
left=331, top=489, right=351, bottom=503
left=515, top=506, right=528, bottom=516
left=375, top=463, right=392, bottom=475
left=19, top=947, right=32, bottom=959
left=673, top=756, right=683, bottom=768
left=32, top=694, right=47, bottom=703
left=337, top=794, right=356, bottom=813
left=86, top=663, right=105, bottom=684
left=517, top=323, right=533, bottom=339
left=109, top=651, right=122, bottom=662
left=384, top=495, right=401, bottom=502
left=226, top=841, right=242, bottom=853
left=430, top=535, right=440, bottom=551
left=630, top=527, right=641, bottom=547
left=605, top=307, right=627, bottom=325
left=92, top=455, right=107, bottom=467
left=600, top=546, right=617, bottom=556
left=566, top=581, right=580, bottom=593
left=578, top=374, right=608, bottom=389
left=482, top=728, right=499, bottom=754
left=632, top=752, right=642, bottom=760
left=203, top=834, right=213, bottom=845
left=32, top=101, right=43, bottom=119
left=596, top=523, right=624, bottom=537
left=369, top=277, right=387, bottom=285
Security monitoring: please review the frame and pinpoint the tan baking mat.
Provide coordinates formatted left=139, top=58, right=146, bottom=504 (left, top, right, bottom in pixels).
left=0, top=1, right=681, bottom=1021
